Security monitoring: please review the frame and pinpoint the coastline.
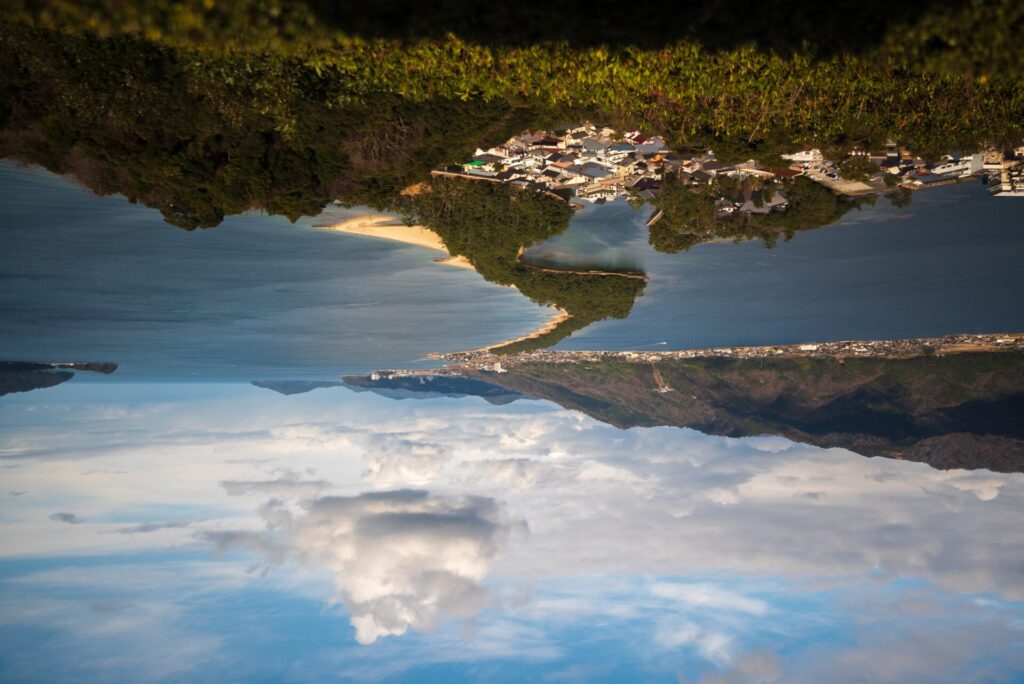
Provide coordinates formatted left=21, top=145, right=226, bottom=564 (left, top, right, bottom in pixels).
left=473, top=309, right=571, bottom=353
left=318, top=211, right=572, bottom=350
left=428, top=332, right=1024, bottom=367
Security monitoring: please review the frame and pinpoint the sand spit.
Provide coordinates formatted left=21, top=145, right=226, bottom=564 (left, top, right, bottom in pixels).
left=474, top=309, right=572, bottom=354
left=317, top=214, right=473, bottom=269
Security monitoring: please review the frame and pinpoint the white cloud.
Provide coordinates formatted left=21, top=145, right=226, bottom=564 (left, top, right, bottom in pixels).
left=5, top=381, right=1024, bottom=679
left=655, top=618, right=735, bottom=666
left=651, top=583, right=769, bottom=616
left=206, top=489, right=526, bottom=644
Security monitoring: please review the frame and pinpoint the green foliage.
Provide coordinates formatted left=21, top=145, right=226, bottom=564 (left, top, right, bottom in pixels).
left=0, top=25, right=554, bottom=227
left=403, top=178, right=645, bottom=351
left=4, top=2, right=1024, bottom=181
left=838, top=156, right=878, bottom=181
left=648, top=175, right=855, bottom=253
left=888, top=186, right=914, bottom=208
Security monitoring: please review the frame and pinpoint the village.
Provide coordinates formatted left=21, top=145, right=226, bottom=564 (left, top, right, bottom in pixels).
left=415, top=332, right=1024, bottom=376
left=349, top=333, right=1024, bottom=387
left=437, top=123, right=1024, bottom=218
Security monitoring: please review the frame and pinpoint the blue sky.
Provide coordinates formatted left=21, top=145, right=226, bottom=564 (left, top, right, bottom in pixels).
left=2, top=382, right=1024, bottom=682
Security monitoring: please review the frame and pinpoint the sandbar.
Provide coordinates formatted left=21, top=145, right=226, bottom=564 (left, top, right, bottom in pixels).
left=321, top=213, right=568, bottom=350
left=319, top=214, right=474, bottom=269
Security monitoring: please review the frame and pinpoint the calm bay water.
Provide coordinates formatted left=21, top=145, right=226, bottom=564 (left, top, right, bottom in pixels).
left=3, top=162, right=1022, bottom=383
left=0, top=162, right=548, bottom=380
left=530, top=183, right=1024, bottom=351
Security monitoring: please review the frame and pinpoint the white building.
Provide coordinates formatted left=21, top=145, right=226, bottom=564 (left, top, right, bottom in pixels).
left=782, top=148, right=824, bottom=163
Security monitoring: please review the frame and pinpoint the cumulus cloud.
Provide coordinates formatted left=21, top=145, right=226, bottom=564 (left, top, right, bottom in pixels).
left=656, top=618, right=735, bottom=666
left=205, top=488, right=525, bottom=644
left=361, top=440, right=447, bottom=486
left=49, top=512, right=81, bottom=524
left=938, top=473, right=1005, bottom=502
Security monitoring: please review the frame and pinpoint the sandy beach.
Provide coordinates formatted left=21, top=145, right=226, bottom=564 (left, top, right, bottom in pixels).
left=318, top=214, right=473, bottom=269
left=320, top=212, right=570, bottom=352
left=484, top=309, right=572, bottom=352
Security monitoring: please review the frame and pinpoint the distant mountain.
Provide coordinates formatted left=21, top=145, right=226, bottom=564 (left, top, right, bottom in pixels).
left=460, top=352, right=1024, bottom=472
left=251, top=380, right=346, bottom=395
left=341, top=374, right=528, bottom=405
left=0, top=361, right=117, bottom=396
left=251, top=374, right=530, bottom=404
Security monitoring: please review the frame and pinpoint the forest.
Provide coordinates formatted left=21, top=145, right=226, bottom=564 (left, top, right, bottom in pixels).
left=647, top=175, right=863, bottom=252
left=3, top=1, right=1024, bottom=220
left=2, top=4, right=1021, bottom=350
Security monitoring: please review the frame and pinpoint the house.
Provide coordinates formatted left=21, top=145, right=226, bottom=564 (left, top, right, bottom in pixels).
left=574, top=162, right=613, bottom=179
left=557, top=174, right=587, bottom=187
left=782, top=147, right=823, bottom=163
left=515, top=131, right=546, bottom=146
left=463, top=164, right=496, bottom=178
left=630, top=177, right=662, bottom=192
left=691, top=170, right=714, bottom=185
left=635, top=137, right=667, bottom=154
left=534, top=135, right=563, bottom=148
left=615, top=156, right=638, bottom=176
left=607, top=142, right=636, bottom=159
left=472, top=153, right=504, bottom=165
left=577, top=186, right=618, bottom=203
left=702, top=161, right=735, bottom=176
left=734, top=162, right=776, bottom=179
left=550, top=153, right=578, bottom=169
left=660, top=153, right=682, bottom=172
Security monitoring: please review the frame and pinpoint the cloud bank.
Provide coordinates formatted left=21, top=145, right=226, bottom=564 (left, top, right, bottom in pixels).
left=207, top=486, right=525, bottom=644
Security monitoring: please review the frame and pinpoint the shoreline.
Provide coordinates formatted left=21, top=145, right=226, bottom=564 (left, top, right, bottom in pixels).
left=316, top=214, right=474, bottom=269
left=426, top=332, right=1024, bottom=367
left=317, top=211, right=572, bottom=350
left=470, top=309, right=572, bottom=354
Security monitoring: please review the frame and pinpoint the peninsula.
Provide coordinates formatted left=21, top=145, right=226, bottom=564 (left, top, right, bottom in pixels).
left=345, top=333, right=1024, bottom=473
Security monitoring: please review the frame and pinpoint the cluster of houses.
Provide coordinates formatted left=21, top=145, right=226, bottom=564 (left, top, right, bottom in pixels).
left=445, top=123, right=799, bottom=213
left=990, top=147, right=1024, bottom=197
left=442, top=124, right=1024, bottom=214
left=786, top=143, right=1024, bottom=194
left=873, top=145, right=1022, bottom=191
left=446, top=123, right=678, bottom=204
